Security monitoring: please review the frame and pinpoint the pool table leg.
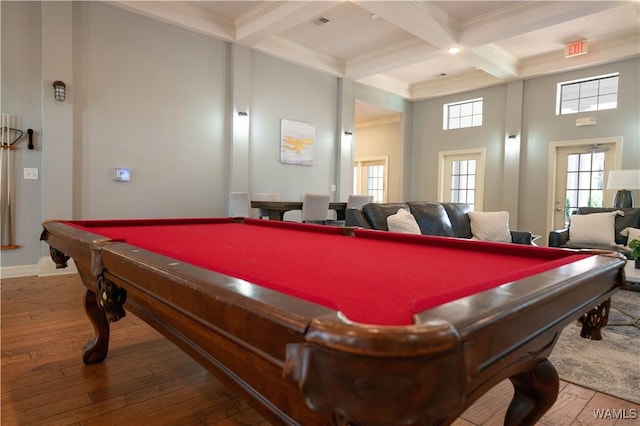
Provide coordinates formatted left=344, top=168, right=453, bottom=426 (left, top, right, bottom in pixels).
left=505, top=359, right=559, bottom=425
left=82, top=288, right=110, bottom=365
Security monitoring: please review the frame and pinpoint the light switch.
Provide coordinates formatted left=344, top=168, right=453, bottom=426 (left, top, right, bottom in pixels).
left=24, top=168, right=38, bottom=180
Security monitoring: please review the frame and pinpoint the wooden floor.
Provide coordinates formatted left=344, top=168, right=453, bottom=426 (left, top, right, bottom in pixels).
left=2, top=274, right=638, bottom=426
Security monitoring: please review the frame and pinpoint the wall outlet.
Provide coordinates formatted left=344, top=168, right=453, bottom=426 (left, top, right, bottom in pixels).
left=24, top=168, right=38, bottom=180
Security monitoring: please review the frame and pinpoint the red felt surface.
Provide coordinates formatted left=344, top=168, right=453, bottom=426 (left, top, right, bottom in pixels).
left=68, top=219, right=590, bottom=326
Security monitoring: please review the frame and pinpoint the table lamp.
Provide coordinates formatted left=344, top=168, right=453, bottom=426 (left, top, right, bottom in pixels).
left=607, top=170, right=640, bottom=208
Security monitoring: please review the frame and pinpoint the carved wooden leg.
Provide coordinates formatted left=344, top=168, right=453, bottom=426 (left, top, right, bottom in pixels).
left=82, top=288, right=110, bottom=365
left=505, top=359, right=559, bottom=426
left=578, top=298, right=610, bottom=340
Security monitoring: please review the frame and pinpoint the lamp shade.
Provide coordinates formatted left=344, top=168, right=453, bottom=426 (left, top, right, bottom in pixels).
left=606, top=170, right=640, bottom=190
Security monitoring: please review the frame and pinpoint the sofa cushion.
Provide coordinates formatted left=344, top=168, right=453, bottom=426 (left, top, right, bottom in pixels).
left=408, top=202, right=455, bottom=237
left=577, top=207, right=640, bottom=245
left=569, top=210, right=621, bottom=246
left=468, top=211, right=511, bottom=242
left=387, top=209, right=421, bottom=235
left=442, top=203, right=473, bottom=238
left=362, top=203, right=409, bottom=231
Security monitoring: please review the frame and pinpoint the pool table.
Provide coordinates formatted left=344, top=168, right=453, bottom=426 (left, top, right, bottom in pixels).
left=40, top=217, right=626, bottom=426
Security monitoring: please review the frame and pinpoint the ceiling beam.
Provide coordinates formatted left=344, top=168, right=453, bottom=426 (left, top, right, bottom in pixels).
left=108, top=0, right=235, bottom=41
left=460, top=1, right=626, bottom=48
left=356, top=1, right=459, bottom=49
left=346, top=39, right=440, bottom=80
left=235, top=1, right=339, bottom=46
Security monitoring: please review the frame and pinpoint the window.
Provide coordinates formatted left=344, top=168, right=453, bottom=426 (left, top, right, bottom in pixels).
left=557, top=73, right=618, bottom=115
left=353, top=157, right=388, bottom=203
left=443, top=98, right=482, bottom=130
left=563, top=151, right=605, bottom=223
left=450, top=160, right=476, bottom=209
left=438, top=149, right=485, bottom=211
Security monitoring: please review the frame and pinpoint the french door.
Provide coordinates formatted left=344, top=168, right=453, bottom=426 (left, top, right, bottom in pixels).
left=438, top=149, right=485, bottom=211
left=548, top=138, right=621, bottom=230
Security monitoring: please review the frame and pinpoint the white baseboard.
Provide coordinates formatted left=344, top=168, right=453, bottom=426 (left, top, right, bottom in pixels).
left=37, top=256, right=78, bottom=277
left=0, top=264, right=39, bottom=279
left=0, top=257, right=78, bottom=279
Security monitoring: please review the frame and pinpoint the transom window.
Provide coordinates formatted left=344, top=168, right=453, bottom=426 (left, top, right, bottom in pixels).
left=557, top=73, right=618, bottom=115
left=443, top=98, right=483, bottom=130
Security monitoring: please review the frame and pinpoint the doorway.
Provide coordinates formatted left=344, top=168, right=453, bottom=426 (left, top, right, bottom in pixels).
left=547, top=137, right=623, bottom=232
left=353, top=101, right=402, bottom=202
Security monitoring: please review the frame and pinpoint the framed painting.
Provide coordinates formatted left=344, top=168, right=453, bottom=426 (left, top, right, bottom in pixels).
left=280, top=119, right=315, bottom=166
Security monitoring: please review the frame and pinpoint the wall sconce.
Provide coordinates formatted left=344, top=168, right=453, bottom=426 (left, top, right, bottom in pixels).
left=53, top=81, right=66, bottom=102
left=237, top=111, right=248, bottom=117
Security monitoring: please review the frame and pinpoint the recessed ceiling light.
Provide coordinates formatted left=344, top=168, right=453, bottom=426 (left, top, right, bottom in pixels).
left=447, top=47, right=461, bottom=55
left=370, top=13, right=379, bottom=19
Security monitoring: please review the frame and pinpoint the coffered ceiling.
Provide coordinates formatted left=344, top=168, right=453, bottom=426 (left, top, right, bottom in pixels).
left=112, top=0, right=639, bottom=103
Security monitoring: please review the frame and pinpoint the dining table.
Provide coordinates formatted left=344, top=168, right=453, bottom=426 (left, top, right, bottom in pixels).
left=250, top=200, right=347, bottom=221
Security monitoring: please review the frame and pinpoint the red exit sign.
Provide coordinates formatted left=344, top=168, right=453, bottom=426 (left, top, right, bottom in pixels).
left=565, top=40, right=588, bottom=58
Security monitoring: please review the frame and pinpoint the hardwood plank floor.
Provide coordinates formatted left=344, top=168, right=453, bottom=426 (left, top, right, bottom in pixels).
left=2, top=274, right=638, bottom=425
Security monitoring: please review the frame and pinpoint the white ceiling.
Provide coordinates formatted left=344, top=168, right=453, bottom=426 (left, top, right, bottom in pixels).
left=112, top=0, right=639, bottom=115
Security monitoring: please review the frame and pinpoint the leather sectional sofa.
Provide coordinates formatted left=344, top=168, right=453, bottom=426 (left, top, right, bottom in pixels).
left=548, top=207, right=640, bottom=258
left=345, top=201, right=533, bottom=245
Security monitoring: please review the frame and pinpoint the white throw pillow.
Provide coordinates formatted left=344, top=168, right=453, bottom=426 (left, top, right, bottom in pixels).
left=387, top=209, right=421, bottom=235
left=620, top=227, right=640, bottom=249
left=468, top=211, right=511, bottom=242
left=568, top=211, right=620, bottom=246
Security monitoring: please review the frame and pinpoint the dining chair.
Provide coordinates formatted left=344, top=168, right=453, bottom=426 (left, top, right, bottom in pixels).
left=301, top=193, right=330, bottom=224
left=229, top=192, right=252, bottom=217
left=346, top=194, right=374, bottom=210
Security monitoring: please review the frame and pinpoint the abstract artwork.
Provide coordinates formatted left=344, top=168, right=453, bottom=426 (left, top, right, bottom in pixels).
left=280, top=119, right=314, bottom=166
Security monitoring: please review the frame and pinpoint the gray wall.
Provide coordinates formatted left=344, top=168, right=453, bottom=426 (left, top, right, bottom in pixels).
left=249, top=52, right=339, bottom=200
left=0, top=1, right=356, bottom=272
left=519, top=58, right=639, bottom=238
left=411, top=58, right=639, bottom=239
left=1, top=1, right=44, bottom=268
left=73, top=1, right=229, bottom=219
left=411, top=84, right=509, bottom=209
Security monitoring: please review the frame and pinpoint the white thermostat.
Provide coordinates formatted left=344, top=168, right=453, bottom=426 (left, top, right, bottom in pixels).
left=113, top=168, right=131, bottom=182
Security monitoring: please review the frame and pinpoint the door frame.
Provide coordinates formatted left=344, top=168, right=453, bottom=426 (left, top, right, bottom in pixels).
left=353, top=156, right=389, bottom=202
left=437, top=148, right=486, bottom=211
left=546, top=136, right=623, bottom=233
